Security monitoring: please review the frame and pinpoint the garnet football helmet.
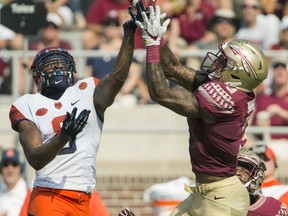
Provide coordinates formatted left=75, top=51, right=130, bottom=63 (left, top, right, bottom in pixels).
left=237, top=148, right=266, bottom=196
left=200, top=39, right=268, bottom=92
left=31, top=47, right=76, bottom=93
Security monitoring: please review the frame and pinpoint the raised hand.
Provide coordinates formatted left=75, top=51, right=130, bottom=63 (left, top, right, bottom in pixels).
left=123, top=7, right=138, bottom=32
left=61, top=107, right=91, bottom=140
left=136, top=5, right=170, bottom=46
left=128, top=0, right=147, bottom=23
left=126, top=0, right=148, bottom=31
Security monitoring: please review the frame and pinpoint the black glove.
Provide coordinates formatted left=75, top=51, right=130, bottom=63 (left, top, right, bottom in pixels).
left=128, top=0, right=147, bottom=23
left=125, top=0, right=148, bottom=31
left=192, top=70, right=211, bottom=92
left=123, top=12, right=137, bottom=32
left=61, top=107, right=91, bottom=140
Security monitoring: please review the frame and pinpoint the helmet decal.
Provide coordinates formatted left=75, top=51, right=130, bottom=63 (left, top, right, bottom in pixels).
left=229, top=44, right=258, bottom=79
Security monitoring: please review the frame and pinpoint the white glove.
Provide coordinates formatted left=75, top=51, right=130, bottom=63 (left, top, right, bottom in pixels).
left=136, top=5, right=170, bottom=46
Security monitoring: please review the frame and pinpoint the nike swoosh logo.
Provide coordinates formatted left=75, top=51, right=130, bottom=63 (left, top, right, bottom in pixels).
left=55, top=80, right=63, bottom=84
left=71, top=99, right=80, bottom=106
left=55, top=80, right=63, bottom=85
left=214, top=196, right=225, bottom=200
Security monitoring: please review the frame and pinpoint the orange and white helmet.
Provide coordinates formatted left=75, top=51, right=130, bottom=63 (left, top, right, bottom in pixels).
left=201, top=39, right=268, bottom=92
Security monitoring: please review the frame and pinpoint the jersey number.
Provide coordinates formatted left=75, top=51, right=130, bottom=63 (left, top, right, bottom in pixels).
left=52, top=115, right=77, bottom=155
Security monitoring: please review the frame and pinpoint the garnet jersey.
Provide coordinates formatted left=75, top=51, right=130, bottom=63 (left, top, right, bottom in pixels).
left=248, top=195, right=288, bottom=216
left=9, top=77, right=102, bottom=193
left=188, top=81, right=255, bottom=177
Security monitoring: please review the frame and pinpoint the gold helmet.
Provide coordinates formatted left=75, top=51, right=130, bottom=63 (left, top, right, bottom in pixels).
left=200, top=39, right=268, bottom=92
left=237, top=148, right=266, bottom=196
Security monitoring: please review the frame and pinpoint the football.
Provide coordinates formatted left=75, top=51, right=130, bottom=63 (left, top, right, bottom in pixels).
left=128, top=0, right=157, bottom=10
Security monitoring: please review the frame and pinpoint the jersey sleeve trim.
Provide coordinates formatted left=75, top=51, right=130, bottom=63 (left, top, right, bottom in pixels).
left=9, top=105, right=29, bottom=131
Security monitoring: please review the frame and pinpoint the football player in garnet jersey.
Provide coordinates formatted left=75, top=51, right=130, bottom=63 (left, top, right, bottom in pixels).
left=134, top=3, right=268, bottom=215
left=237, top=148, right=288, bottom=216
left=8, top=9, right=138, bottom=216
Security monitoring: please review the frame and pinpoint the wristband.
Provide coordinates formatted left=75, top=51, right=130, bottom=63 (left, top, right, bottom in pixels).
left=147, top=45, right=160, bottom=63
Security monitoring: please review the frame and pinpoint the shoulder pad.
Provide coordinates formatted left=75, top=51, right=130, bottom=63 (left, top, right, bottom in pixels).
left=200, top=82, right=235, bottom=111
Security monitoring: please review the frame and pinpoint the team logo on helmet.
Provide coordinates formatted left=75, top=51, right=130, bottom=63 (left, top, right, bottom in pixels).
left=229, top=44, right=258, bottom=79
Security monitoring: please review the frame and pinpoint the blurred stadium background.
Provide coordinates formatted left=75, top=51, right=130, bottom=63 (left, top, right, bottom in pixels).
left=0, top=32, right=288, bottom=215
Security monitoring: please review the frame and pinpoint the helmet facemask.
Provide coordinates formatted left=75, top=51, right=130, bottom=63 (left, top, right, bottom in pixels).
left=31, top=48, right=76, bottom=94
left=200, top=50, right=232, bottom=79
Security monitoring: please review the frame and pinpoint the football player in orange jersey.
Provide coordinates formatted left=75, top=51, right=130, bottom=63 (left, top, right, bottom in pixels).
left=9, top=9, right=138, bottom=216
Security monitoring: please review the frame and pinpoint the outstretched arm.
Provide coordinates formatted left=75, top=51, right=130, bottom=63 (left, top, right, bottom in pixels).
left=160, top=43, right=196, bottom=91
left=138, top=6, right=202, bottom=118
left=93, top=20, right=136, bottom=119
left=134, top=4, right=210, bottom=93
left=147, top=57, right=201, bottom=118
